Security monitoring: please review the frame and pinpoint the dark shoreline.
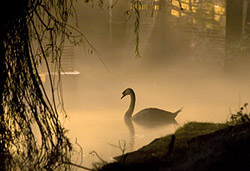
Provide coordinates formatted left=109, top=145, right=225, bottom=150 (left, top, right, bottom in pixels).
left=100, top=122, right=250, bottom=171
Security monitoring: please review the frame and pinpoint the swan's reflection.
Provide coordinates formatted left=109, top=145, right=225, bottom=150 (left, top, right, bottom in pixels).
left=124, top=117, right=135, bottom=150
left=124, top=117, right=179, bottom=151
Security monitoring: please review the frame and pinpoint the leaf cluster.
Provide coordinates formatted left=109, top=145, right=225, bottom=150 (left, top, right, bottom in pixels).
left=229, top=103, right=250, bottom=125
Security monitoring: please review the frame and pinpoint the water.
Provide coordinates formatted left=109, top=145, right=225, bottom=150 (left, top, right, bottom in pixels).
left=63, top=111, right=177, bottom=167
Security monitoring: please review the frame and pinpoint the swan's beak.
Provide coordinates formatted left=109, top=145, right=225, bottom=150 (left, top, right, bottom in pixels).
left=121, top=93, right=126, bottom=99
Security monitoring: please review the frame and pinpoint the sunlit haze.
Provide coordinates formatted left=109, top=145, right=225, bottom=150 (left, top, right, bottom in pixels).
left=41, top=0, right=250, bottom=167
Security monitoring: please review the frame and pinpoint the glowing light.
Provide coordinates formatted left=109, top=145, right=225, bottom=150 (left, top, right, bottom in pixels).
left=214, top=14, right=221, bottom=21
left=172, top=0, right=180, bottom=7
left=181, top=3, right=190, bottom=10
left=131, top=0, right=160, bottom=11
left=192, top=6, right=197, bottom=12
left=39, top=74, right=46, bottom=83
left=171, top=9, right=180, bottom=17
left=214, top=4, right=225, bottom=15
left=154, top=5, right=159, bottom=11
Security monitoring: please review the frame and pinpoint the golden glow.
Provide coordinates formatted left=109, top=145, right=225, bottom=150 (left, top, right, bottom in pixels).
left=181, top=12, right=186, bottom=17
left=172, top=0, right=180, bottom=7
left=171, top=0, right=193, bottom=11
left=214, top=14, right=221, bottom=21
left=214, top=4, right=225, bottom=15
left=171, top=9, right=180, bottom=17
left=170, top=1, right=226, bottom=23
left=131, top=0, right=160, bottom=11
left=154, top=5, right=159, bottom=11
left=141, top=4, right=149, bottom=10
left=192, top=6, right=197, bottom=12
left=39, top=74, right=46, bottom=83
left=62, top=0, right=233, bottom=168
left=181, top=3, right=190, bottom=10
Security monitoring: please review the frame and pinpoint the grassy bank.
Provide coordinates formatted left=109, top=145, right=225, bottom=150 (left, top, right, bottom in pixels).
left=100, top=121, right=250, bottom=171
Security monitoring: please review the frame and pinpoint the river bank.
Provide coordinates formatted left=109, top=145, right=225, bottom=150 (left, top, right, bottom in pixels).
left=99, top=121, right=250, bottom=171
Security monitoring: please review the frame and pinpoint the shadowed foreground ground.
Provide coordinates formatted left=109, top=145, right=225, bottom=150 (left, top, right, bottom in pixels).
left=100, top=122, right=250, bottom=171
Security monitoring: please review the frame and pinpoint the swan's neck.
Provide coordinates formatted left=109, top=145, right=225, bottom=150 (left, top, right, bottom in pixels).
left=125, top=92, right=136, bottom=118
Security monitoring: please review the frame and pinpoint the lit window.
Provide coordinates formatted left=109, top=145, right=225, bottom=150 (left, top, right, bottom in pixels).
left=214, top=5, right=225, bottom=15
left=181, top=3, right=190, bottom=10
left=154, top=5, right=159, bottom=11
left=172, top=0, right=180, bottom=7
left=141, top=4, right=149, bottom=10
left=131, top=0, right=160, bottom=11
left=171, top=9, right=180, bottom=17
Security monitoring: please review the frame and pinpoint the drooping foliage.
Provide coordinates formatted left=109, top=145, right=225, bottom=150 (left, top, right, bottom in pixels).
left=0, top=0, right=83, bottom=170
left=0, top=0, right=143, bottom=170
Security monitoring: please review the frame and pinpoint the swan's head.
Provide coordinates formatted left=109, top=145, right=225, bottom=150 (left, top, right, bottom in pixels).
left=121, top=88, right=134, bottom=99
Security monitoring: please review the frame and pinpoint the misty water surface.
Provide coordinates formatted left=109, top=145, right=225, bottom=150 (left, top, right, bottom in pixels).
left=61, top=58, right=250, bottom=167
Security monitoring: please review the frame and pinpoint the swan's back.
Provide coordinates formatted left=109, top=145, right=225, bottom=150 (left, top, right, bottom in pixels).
left=132, top=108, right=181, bottom=126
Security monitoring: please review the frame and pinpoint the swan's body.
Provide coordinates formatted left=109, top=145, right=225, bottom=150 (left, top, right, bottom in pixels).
left=121, top=88, right=182, bottom=126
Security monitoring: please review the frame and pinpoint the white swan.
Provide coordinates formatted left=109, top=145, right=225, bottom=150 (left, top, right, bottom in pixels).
left=121, top=88, right=182, bottom=126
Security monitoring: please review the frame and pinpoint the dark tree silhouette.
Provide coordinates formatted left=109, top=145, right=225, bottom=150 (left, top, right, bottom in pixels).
left=0, top=0, right=85, bottom=170
left=0, top=0, right=142, bottom=169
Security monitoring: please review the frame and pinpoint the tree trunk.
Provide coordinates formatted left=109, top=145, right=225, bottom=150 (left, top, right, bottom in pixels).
left=0, top=26, right=7, bottom=171
left=226, top=0, right=244, bottom=45
left=0, top=1, right=28, bottom=169
left=225, top=0, right=244, bottom=66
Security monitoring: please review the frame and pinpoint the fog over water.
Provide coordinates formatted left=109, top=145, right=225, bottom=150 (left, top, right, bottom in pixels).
left=44, top=1, right=250, bottom=167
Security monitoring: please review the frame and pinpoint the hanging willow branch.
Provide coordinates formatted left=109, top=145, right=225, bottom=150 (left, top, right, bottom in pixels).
left=0, top=0, right=95, bottom=170
left=132, top=0, right=142, bottom=57
left=128, top=0, right=142, bottom=57
left=124, top=0, right=142, bottom=57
